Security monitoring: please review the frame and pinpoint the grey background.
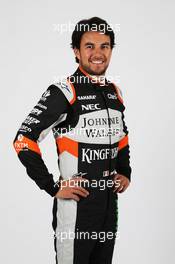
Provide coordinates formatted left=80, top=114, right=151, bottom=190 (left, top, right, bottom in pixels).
left=1, top=0, right=175, bottom=263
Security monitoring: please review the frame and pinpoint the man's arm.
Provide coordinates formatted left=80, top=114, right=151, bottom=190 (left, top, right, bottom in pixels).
left=113, top=86, right=132, bottom=193
left=13, top=84, right=69, bottom=197
left=114, top=85, right=132, bottom=181
left=116, top=110, right=132, bottom=181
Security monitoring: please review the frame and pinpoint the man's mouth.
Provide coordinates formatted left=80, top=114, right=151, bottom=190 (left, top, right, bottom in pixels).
left=90, top=60, right=105, bottom=65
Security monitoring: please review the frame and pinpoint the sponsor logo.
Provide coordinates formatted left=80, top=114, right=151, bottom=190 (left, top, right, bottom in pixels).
left=81, top=116, right=120, bottom=128
left=19, top=125, right=32, bottom=133
left=43, top=90, right=50, bottom=97
left=81, top=104, right=101, bottom=111
left=103, top=169, right=117, bottom=177
left=77, top=95, right=96, bottom=100
left=85, top=128, right=121, bottom=138
left=61, top=82, right=70, bottom=93
left=82, top=147, right=118, bottom=164
left=18, top=134, right=23, bottom=141
left=36, top=103, right=47, bottom=110
left=72, top=172, right=88, bottom=178
left=14, top=134, right=28, bottom=151
left=107, top=93, right=117, bottom=100
left=24, top=116, right=40, bottom=125
left=40, top=90, right=50, bottom=102
left=30, top=108, right=42, bottom=116
left=55, top=81, right=71, bottom=93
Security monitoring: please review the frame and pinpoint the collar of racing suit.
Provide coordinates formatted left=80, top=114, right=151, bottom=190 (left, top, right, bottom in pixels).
left=78, top=66, right=110, bottom=87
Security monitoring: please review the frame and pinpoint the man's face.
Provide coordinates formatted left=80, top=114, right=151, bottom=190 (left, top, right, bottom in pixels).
left=74, top=31, right=112, bottom=76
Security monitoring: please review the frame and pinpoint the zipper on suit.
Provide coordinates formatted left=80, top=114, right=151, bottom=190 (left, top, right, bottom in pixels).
left=100, top=91, right=112, bottom=176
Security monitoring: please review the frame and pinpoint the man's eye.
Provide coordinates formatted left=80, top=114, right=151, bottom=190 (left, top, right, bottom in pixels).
left=86, top=45, right=93, bottom=49
left=101, top=45, right=109, bottom=49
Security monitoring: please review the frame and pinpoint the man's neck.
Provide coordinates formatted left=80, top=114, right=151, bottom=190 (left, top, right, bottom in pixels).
left=78, top=66, right=106, bottom=85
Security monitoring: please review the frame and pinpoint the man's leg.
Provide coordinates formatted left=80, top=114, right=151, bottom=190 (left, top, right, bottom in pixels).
left=89, top=237, right=116, bottom=264
left=73, top=236, right=97, bottom=264
left=89, top=192, right=118, bottom=264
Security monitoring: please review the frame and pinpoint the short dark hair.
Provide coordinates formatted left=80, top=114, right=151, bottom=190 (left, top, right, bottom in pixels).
left=71, top=17, right=115, bottom=63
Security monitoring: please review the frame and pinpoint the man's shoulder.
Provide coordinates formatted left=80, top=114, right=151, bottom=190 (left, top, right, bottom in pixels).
left=51, top=79, right=76, bottom=105
left=111, top=83, right=124, bottom=104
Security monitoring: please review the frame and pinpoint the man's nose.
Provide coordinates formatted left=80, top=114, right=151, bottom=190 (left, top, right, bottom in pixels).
left=92, top=47, right=103, bottom=57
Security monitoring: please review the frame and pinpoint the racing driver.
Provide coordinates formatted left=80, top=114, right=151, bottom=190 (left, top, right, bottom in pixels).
left=13, top=17, right=132, bottom=264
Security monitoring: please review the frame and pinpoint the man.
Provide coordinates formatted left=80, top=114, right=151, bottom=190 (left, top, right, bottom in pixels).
left=13, top=17, right=131, bottom=264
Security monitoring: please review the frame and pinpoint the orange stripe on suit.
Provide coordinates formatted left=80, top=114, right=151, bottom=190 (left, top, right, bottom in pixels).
left=118, top=135, right=128, bottom=151
left=56, top=136, right=78, bottom=157
left=14, top=135, right=41, bottom=155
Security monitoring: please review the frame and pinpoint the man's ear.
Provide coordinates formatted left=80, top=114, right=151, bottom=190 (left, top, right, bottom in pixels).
left=74, top=48, right=80, bottom=61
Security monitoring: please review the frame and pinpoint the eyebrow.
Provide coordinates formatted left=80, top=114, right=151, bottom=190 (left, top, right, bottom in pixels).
left=84, top=42, right=94, bottom=46
left=101, top=42, right=110, bottom=46
left=84, top=42, right=110, bottom=46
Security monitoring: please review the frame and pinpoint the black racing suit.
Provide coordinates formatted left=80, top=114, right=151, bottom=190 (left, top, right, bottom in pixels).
left=13, top=67, right=131, bottom=264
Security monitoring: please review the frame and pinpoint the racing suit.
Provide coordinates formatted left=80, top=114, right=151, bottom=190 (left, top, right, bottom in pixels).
left=13, top=67, right=131, bottom=264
